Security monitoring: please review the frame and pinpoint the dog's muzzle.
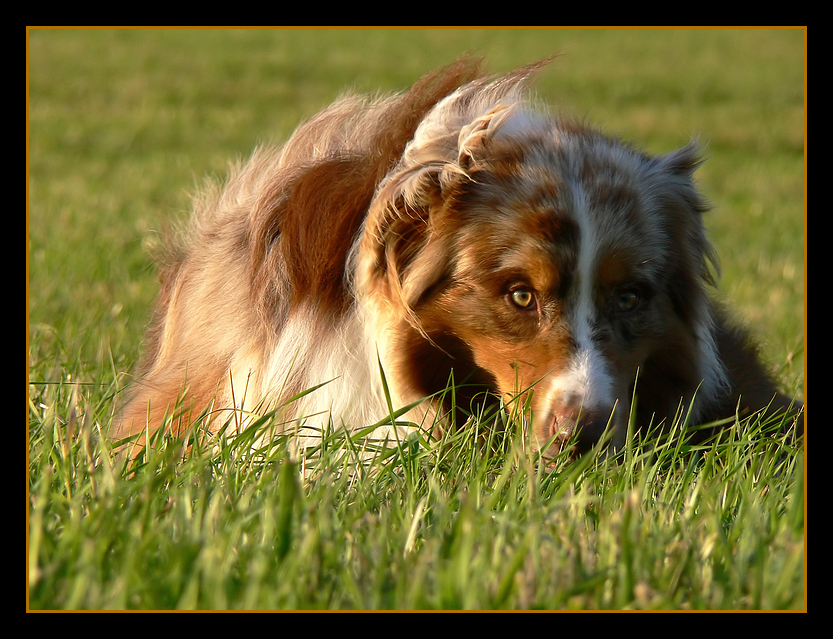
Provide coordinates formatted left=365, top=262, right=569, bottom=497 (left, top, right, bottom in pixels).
left=537, top=402, right=621, bottom=457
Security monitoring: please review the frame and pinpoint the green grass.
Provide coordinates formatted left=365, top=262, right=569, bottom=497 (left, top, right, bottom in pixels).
left=27, top=371, right=804, bottom=610
left=28, top=28, right=805, bottom=610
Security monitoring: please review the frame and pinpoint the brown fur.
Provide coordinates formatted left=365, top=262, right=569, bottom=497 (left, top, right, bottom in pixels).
left=114, top=58, right=802, bottom=457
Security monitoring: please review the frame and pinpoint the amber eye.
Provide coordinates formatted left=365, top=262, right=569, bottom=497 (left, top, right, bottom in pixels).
left=510, top=288, right=536, bottom=310
left=617, top=290, right=640, bottom=313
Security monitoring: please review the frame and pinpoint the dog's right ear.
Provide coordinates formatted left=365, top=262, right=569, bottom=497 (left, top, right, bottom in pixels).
left=354, top=59, right=553, bottom=331
left=362, top=100, right=519, bottom=318
left=354, top=164, right=451, bottom=335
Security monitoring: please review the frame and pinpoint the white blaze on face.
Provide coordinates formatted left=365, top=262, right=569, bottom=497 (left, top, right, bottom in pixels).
left=541, top=187, right=616, bottom=424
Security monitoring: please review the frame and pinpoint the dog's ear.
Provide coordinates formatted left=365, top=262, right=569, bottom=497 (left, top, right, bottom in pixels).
left=648, top=141, right=730, bottom=409
left=650, top=141, right=718, bottom=285
left=355, top=102, right=513, bottom=327
left=456, top=104, right=520, bottom=170
left=356, top=165, right=451, bottom=332
left=355, top=60, right=552, bottom=330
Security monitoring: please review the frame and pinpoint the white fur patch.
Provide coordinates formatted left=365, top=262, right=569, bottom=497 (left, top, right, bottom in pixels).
left=546, top=189, right=616, bottom=416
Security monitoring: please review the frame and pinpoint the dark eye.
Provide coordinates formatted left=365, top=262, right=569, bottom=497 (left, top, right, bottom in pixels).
left=617, top=290, right=640, bottom=313
left=510, top=288, right=537, bottom=310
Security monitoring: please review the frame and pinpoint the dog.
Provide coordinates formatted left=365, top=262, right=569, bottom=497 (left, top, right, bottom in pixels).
left=113, top=58, right=802, bottom=458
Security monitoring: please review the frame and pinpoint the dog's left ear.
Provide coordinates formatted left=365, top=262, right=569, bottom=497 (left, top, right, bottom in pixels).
left=655, top=140, right=712, bottom=215
left=654, top=142, right=707, bottom=187
left=650, top=141, right=720, bottom=305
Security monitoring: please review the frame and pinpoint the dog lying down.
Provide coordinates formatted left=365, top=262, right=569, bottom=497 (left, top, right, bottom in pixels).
left=113, top=58, right=803, bottom=459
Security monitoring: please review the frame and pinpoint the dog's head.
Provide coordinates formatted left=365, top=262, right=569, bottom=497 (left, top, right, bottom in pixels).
left=354, top=64, right=728, bottom=455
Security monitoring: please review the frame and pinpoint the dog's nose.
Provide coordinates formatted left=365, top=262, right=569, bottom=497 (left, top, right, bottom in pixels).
left=544, top=393, right=613, bottom=455
left=571, top=411, right=612, bottom=454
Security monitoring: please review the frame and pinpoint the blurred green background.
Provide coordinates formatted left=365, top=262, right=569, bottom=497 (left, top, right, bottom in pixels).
left=27, top=28, right=804, bottom=396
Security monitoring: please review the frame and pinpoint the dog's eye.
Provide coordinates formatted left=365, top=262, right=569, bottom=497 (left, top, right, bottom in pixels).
left=510, top=288, right=537, bottom=310
left=617, top=290, right=640, bottom=313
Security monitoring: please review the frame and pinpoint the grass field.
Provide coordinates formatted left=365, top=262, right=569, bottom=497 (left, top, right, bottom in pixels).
left=27, top=28, right=805, bottom=610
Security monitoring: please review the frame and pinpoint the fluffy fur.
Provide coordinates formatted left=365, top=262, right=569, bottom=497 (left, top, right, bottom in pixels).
left=113, top=58, right=802, bottom=457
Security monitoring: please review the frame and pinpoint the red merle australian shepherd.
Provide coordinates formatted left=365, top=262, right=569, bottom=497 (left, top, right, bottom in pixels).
left=114, top=58, right=803, bottom=458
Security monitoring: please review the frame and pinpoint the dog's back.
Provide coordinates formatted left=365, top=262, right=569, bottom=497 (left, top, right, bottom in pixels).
left=113, top=59, right=488, bottom=445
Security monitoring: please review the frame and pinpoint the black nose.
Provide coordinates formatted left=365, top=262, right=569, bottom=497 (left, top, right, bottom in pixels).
left=572, top=411, right=613, bottom=455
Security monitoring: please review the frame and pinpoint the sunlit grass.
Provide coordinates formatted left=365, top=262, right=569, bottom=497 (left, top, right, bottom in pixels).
left=27, top=347, right=804, bottom=609
left=28, top=28, right=804, bottom=610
